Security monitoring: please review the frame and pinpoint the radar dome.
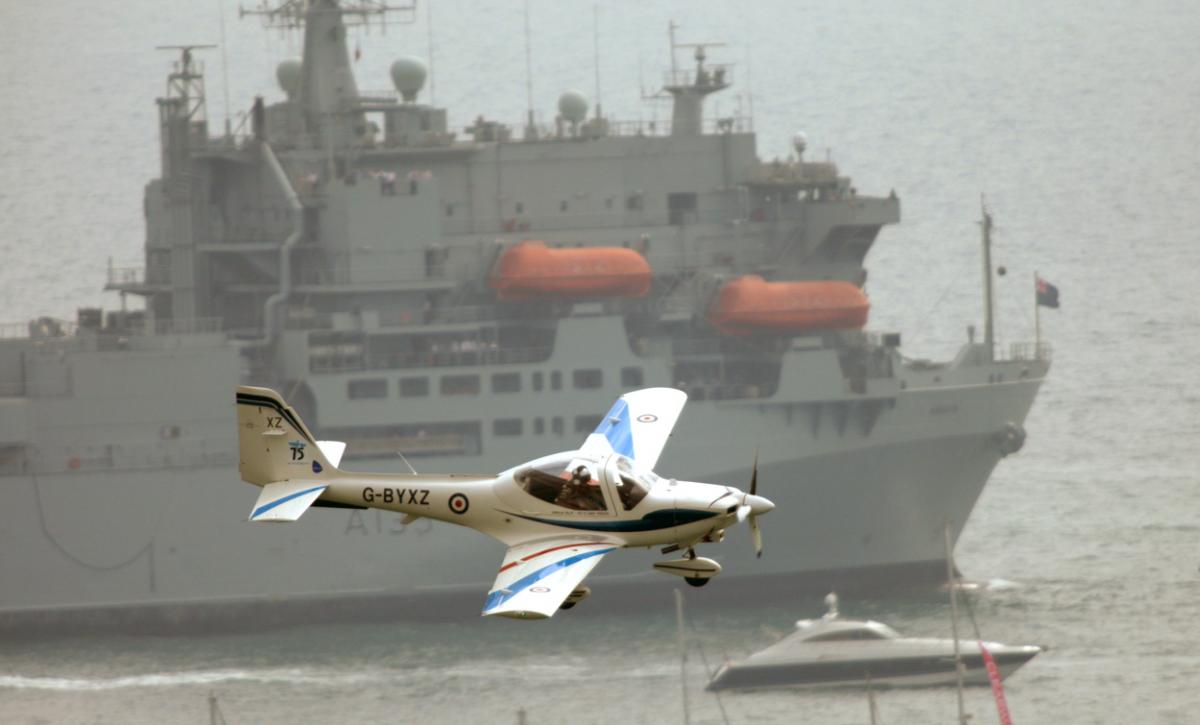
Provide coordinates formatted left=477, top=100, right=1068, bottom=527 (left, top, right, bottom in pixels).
left=276, top=59, right=302, bottom=99
left=390, top=56, right=428, bottom=103
left=792, top=131, right=808, bottom=157
left=558, top=90, right=589, bottom=125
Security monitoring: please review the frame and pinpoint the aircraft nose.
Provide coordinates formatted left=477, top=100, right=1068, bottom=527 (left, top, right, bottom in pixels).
left=745, top=494, right=774, bottom=515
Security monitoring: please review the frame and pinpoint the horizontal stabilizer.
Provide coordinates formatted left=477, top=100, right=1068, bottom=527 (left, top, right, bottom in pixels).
left=249, top=480, right=328, bottom=522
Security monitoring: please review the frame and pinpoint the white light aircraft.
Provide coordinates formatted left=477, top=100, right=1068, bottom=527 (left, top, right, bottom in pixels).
left=235, top=385, right=774, bottom=619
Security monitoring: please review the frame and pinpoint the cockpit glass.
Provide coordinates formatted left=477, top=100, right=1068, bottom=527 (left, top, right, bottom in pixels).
left=613, top=456, right=651, bottom=510
left=516, top=462, right=608, bottom=511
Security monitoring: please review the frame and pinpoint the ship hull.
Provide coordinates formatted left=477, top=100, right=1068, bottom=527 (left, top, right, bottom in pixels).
left=0, top=375, right=1041, bottom=634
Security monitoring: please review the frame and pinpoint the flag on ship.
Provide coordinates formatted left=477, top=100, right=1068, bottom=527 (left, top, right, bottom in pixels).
left=1036, top=275, right=1060, bottom=308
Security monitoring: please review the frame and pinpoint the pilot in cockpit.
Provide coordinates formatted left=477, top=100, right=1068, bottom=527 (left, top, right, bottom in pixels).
left=569, top=465, right=591, bottom=487
left=555, top=464, right=604, bottom=510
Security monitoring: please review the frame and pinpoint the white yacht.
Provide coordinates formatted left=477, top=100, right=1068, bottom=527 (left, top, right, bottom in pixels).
left=708, top=595, right=1042, bottom=691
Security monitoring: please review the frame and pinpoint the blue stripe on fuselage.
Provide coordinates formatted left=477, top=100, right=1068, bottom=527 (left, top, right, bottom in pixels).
left=483, top=546, right=616, bottom=613
left=251, top=484, right=327, bottom=519
left=596, top=398, right=634, bottom=459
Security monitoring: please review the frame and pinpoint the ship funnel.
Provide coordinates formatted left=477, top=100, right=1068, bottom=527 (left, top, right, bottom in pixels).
left=276, top=59, right=302, bottom=99
left=390, top=56, right=427, bottom=103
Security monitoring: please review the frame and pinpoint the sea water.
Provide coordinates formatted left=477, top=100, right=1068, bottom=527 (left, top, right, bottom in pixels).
left=1, top=1, right=1198, bottom=722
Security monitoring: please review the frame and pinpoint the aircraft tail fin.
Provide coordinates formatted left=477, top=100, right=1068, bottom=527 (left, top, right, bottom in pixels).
left=236, top=386, right=339, bottom=486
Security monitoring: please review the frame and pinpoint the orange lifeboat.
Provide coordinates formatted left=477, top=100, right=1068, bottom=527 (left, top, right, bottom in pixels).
left=489, top=240, right=652, bottom=301
left=708, top=276, right=869, bottom=335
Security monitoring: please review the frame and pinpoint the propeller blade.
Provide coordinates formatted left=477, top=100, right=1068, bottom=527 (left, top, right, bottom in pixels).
left=750, top=515, right=763, bottom=558
left=749, top=449, right=759, bottom=497
left=736, top=505, right=751, bottom=523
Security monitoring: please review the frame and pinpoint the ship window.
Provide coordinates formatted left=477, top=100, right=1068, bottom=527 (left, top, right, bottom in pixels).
left=626, top=193, right=643, bottom=211
left=560, top=200, right=569, bottom=212
left=552, top=417, right=564, bottom=435
left=532, top=371, right=544, bottom=391
left=399, top=377, right=429, bottom=397
left=534, top=417, right=545, bottom=435
left=517, top=464, right=607, bottom=511
left=805, top=629, right=889, bottom=642
left=551, top=371, right=562, bottom=391
left=575, top=415, right=603, bottom=433
left=620, top=367, right=644, bottom=387
left=492, top=372, right=521, bottom=393
left=668, top=192, right=697, bottom=225
left=573, top=369, right=603, bottom=389
left=441, top=374, right=480, bottom=396
left=515, top=202, right=524, bottom=214
left=444, top=203, right=455, bottom=217
left=493, top=418, right=523, bottom=436
left=348, top=378, right=388, bottom=399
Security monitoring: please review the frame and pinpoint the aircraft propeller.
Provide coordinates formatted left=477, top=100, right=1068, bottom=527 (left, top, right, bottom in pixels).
left=736, top=451, right=772, bottom=558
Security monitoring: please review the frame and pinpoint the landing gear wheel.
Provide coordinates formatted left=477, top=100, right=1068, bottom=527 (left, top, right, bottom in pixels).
left=685, top=577, right=709, bottom=588
left=560, top=602, right=576, bottom=610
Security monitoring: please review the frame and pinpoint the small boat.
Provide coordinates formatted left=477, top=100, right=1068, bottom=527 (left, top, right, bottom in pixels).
left=707, top=595, right=1041, bottom=691
left=707, top=276, right=869, bottom=335
left=489, top=240, right=652, bottom=300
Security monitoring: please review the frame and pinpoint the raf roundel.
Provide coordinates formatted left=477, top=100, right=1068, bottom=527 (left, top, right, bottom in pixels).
left=448, top=493, right=470, bottom=515
left=637, top=414, right=658, bottom=423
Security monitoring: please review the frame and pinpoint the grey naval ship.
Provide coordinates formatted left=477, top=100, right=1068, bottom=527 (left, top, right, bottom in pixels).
left=0, top=1, right=1048, bottom=633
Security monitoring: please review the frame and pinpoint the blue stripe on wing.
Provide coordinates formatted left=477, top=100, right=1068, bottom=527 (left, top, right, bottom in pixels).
left=482, top=547, right=615, bottom=613
left=596, top=398, right=634, bottom=458
left=251, top=484, right=327, bottom=519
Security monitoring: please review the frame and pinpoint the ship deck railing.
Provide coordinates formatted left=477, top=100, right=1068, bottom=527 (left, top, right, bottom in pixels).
left=338, top=114, right=756, bottom=156
left=1004, top=341, right=1053, bottom=362
left=0, top=318, right=79, bottom=341
left=146, top=317, right=223, bottom=336
left=308, top=345, right=554, bottom=374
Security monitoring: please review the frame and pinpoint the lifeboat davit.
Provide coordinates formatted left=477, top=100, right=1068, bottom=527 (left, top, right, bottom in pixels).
left=708, top=276, right=869, bottom=335
left=489, top=240, right=652, bottom=301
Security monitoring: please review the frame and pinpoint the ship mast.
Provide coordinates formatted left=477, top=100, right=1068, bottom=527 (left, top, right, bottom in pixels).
left=662, top=24, right=728, bottom=136
left=980, top=200, right=996, bottom=362
left=239, top=0, right=416, bottom=141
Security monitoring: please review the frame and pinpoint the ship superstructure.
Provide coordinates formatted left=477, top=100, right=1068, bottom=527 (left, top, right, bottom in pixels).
left=0, top=1, right=1047, bottom=631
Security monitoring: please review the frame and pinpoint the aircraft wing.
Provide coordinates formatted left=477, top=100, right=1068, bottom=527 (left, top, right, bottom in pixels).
left=482, top=537, right=620, bottom=619
left=580, top=387, right=688, bottom=470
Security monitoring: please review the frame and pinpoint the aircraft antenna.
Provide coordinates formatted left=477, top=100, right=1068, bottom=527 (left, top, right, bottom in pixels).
left=397, top=451, right=419, bottom=475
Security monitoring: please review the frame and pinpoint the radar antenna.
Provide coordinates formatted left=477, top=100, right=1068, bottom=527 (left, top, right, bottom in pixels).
left=239, top=0, right=417, bottom=30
